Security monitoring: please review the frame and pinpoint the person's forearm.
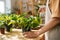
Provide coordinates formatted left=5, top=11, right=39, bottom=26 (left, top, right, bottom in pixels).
left=39, top=18, right=60, bottom=35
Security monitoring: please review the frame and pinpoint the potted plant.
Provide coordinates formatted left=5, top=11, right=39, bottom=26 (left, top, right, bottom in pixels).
left=19, top=17, right=32, bottom=32
left=0, top=14, right=5, bottom=34
left=19, top=13, right=41, bottom=32
left=0, top=22, right=5, bottom=34
left=6, top=14, right=21, bottom=31
left=18, top=13, right=31, bottom=32
left=2, top=14, right=21, bottom=32
left=4, top=14, right=14, bottom=32
left=0, top=14, right=20, bottom=32
left=10, top=14, right=21, bottom=29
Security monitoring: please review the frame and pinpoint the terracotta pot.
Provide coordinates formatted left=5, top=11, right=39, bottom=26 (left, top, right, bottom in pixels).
left=0, top=28, right=5, bottom=34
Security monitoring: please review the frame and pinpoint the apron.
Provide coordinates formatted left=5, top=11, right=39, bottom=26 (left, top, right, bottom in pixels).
left=45, top=0, right=60, bottom=40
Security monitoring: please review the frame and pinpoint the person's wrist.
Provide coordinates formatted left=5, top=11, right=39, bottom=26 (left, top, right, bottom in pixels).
left=38, top=29, right=42, bottom=35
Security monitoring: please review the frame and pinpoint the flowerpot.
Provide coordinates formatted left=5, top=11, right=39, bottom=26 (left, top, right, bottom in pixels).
left=4, top=24, right=12, bottom=32
left=32, top=26, right=42, bottom=30
left=6, top=27, right=11, bottom=32
left=32, top=24, right=44, bottom=30
left=0, top=28, right=5, bottom=34
left=22, top=26, right=31, bottom=32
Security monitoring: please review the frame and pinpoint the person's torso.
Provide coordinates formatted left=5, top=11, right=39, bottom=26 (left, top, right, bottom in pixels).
left=45, top=0, right=60, bottom=40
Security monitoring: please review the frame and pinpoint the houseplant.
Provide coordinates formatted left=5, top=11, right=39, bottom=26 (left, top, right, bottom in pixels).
left=0, top=21, right=5, bottom=34
left=0, top=14, right=5, bottom=34
left=10, top=14, right=21, bottom=29
left=0, top=14, right=20, bottom=32
left=3, top=14, right=15, bottom=32
left=19, top=13, right=41, bottom=32
left=0, top=14, right=21, bottom=32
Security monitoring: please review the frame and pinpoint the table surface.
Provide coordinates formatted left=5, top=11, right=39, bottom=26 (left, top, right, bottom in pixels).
left=0, top=29, right=44, bottom=40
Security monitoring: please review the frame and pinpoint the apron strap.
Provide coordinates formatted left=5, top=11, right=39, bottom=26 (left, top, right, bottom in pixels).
left=48, top=0, right=52, bottom=14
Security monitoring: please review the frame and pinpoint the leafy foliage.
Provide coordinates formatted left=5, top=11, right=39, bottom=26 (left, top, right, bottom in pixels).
left=0, top=13, right=41, bottom=31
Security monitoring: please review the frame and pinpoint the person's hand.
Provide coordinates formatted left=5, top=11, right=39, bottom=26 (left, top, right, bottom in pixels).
left=23, top=30, right=40, bottom=38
